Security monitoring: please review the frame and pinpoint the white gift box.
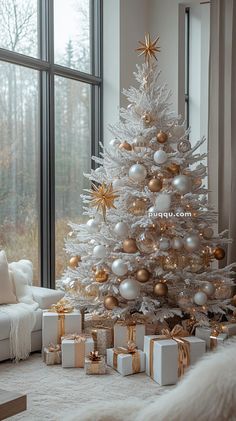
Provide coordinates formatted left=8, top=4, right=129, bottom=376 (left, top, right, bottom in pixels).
left=61, top=336, right=94, bottom=368
left=106, top=348, right=145, bottom=376
left=144, top=335, right=206, bottom=386
left=195, top=327, right=228, bottom=350
left=114, top=323, right=145, bottom=350
left=42, top=310, right=82, bottom=347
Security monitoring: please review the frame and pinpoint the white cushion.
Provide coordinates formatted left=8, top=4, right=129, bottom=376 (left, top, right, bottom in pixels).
left=9, top=262, right=36, bottom=305
left=30, top=286, right=65, bottom=310
left=9, top=260, right=33, bottom=285
left=0, top=251, right=17, bottom=304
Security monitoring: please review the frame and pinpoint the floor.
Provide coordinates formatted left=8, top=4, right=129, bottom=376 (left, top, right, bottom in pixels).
left=0, top=353, right=165, bottom=421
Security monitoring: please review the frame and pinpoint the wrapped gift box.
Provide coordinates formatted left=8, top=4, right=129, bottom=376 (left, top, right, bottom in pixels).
left=106, top=348, right=145, bottom=376
left=195, top=326, right=228, bottom=350
left=42, top=310, right=82, bottom=347
left=61, top=334, right=94, bottom=368
left=86, top=327, right=113, bottom=356
left=84, top=314, right=117, bottom=331
left=144, top=331, right=206, bottom=386
left=85, top=353, right=106, bottom=375
left=43, top=345, right=61, bottom=365
left=114, top=323, right=145, bottom=350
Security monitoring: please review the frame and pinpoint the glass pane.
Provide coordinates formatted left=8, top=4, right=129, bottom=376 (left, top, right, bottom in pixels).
left=0, top=0, right=39, bottom=57
left=55, top=77, right=91, bottom=279
left=0, top=62, right=40, bottom=285
left=54, top=0, right=91, bottom=73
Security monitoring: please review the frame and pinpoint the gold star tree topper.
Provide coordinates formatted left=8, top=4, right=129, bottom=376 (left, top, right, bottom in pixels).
left=136, top=33, right=160, bottom=64
left=89, top=183, right=118, bottom=220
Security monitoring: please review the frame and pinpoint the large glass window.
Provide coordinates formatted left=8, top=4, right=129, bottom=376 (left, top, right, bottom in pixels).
left=0, top=0, right=102, bottom=287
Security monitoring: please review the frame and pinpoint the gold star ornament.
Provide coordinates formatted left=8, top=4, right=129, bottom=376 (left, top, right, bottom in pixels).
left=89, top=183, right=119, bottom=220
left=136, top=33, right=160, bottom=64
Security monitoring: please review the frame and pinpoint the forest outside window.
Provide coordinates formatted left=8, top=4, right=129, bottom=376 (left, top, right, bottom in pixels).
left=0, top=0, right=102, bottom=287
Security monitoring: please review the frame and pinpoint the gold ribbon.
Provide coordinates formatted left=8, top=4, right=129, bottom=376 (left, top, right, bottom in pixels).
left=48, top=298, right=74, bottom=314
left=48, top=343, right=61, bottom=352
left=116, top=320, right=140, bottom=344
left=149, top=325, right=191, bottom=379
left=113, top=347, right=140, bottom=374
left=62, top=334, right=89, bottom=367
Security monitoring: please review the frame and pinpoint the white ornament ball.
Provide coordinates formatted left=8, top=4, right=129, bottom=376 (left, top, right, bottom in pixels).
left=202, top=282, right=216, bottom=297
left=155, top=193, right=171, bottom=212
left=154, top=150, right=168, bottom=164
left=171, top=237, right=183, bottom=250
left=172, top=175, right=192, bottom=194
left=159, top=237, right=170, bottom=250
left=114, top=222, right=129, bottom=238
left=112, top=259, right=128, bottom=276
left=194, top=291, right=208, bottom=306
left=93, top=245, right=107, bottom=259
left=109, top=138, right=120, bottom=148
left=119, top=278, right=141, bottom=300
left=184, top=234, right=201, bottom=252
left=129, top=164, right=147, bottom=182
left=86, top=219, right=100, bottom=233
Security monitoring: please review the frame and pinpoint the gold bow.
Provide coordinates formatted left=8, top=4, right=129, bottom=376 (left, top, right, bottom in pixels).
left=89, top=351, right=101, bottom=362
left=48, top=343, right=61, bottom=352
left=149, top=325, right=190, bottom=380
left=49, top=298, right=74, bottom=314
left=113, top=347, right=140, bottom=373
left=62, top=333, right=89, bottom=343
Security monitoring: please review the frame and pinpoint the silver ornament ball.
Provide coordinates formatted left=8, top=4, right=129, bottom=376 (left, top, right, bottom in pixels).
left=114, top=222, right=129, bottom=238
left=159, top=237, right=170, bottom=250
left=112, top=178, right=123, bottom=189
left=119, top=278, right=141, bottom=300
left=202, top=282, right=216, bottom=297
left=93, top=245, right=107, bottom=259
left=194, top=291, right=208, bottom=306
left=171, top=237, right=183, bottom=250
left=154, top=150, right=168, bottom=165
left=184, top=234, right=201, bottom=252
left=172, top=175, right=192, bottom=194
left=172, top=125, right=185, bottom=138
left=129, top=163, right=147, bottom=182
left=86, top=219, right=100, bottom=233
left=177, top=140, right=191, bottom=153
left=112, top=259, right=128, bottom=276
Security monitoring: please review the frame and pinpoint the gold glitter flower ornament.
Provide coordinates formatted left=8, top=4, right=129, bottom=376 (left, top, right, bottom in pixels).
left=136, top=33, right=161, bottom=64
left=89, top=183, right=119, bottom=220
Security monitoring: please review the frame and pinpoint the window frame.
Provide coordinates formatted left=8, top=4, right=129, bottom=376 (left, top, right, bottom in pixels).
left=0, top=0, right=103, bottom=288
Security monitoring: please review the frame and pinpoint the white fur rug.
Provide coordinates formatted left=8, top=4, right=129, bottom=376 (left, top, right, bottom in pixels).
left=0, top=353, right=165, bottom=420
left=67, top=341, right=236, bottom=421
left=1, top=342, right=235, bottom=421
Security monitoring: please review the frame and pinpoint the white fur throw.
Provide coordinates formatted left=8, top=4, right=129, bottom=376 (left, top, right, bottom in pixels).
left=0, top=259, right=38, bottom=361
left=66, top=341, right=236, bottom=421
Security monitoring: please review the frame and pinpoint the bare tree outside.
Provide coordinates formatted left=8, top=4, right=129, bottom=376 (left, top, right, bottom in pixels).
left=0, top=0, right=92, bottom=284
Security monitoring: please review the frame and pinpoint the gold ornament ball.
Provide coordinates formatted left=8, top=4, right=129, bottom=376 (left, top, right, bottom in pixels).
left=104, top=295, right=119, bottom=310
left=123, top=238, right=138, bottom=253
left=95, top=268, right=109, bottom=283
left=119, top=141, right=132, bottom=151
left=136, top=268, right=151, bottom=283
left=213, top=247, right=225, bottom=260
left=153, top=281, right=168, bottom=297
left=148, top=177, right=163, bottom=192
left=157, top=131, right=168, bottom=144
left=141, top=112, right=152, bottom=125
left=166, top=163, right=180, bottom=175
left=69, top=255, right=81, bottom=268
left=129, top=197, right=147, bottom=216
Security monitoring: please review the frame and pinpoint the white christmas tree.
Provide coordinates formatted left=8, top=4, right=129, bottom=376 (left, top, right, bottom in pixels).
left=59, top=34, right=236, bottom=325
